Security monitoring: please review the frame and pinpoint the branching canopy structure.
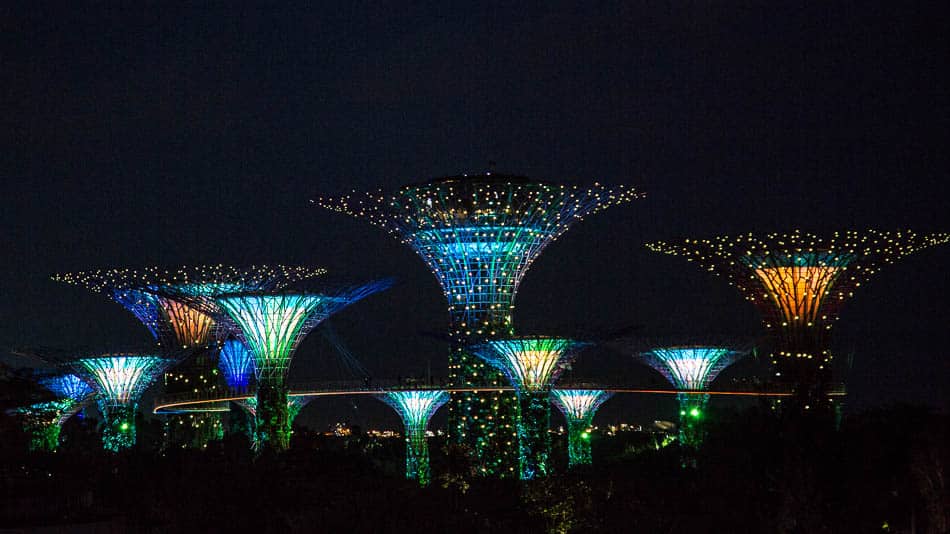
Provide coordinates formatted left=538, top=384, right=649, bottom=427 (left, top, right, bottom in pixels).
left=550, top=389, right=613, bottom=467
left=640, top=346, right=746, bottom=448
left=378, top=390, right=449, bottom=486
left=218, top=339, right=255, bottom=390
left=72, top=354, right=172, bottom=451
left=470, top=336, right=591, bottom=479
left=316, top=174, right=641, bottom=476
left=646, top=230, right=950, bottom=401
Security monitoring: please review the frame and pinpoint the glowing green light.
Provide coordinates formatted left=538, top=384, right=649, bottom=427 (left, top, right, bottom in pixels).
left=120, top=422, right=129, bottom=431
left=580, top=431, right=590, bottom=440
left=690, top=408, right=700, bottom=418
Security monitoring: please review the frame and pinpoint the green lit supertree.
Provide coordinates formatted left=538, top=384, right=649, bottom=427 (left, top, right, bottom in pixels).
left=646, top=230, right=950, bottom=410
left=12, top=400, right=77, bottom=452
left=378, top=390, right=450, bottom=486
left=550, top=389, right=613, bottom=468
left=235, top=395, right=313, bottom=447
left=52, top=265, right=326, bottom=449
left=316, top=174, right=642, bottom=476
left=470, top=337, right=591, bottom=479
left=638, top=347, right=746, bottom=448
left=184, top=281, right=390, bottom=452
left=71, top=354, right=172, bottom=451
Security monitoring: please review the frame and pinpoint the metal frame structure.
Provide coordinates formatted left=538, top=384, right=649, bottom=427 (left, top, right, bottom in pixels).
left=378, top=390, right=450, bottom=486
left=646, top=230, right=950, bottom=406
left=550, top=389, right=613, bottom=467
left=316, top=174, right=642, bottom=476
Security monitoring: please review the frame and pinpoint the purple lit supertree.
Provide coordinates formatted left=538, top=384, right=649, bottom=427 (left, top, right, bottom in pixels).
left=315, top=174, right=642, bottom=476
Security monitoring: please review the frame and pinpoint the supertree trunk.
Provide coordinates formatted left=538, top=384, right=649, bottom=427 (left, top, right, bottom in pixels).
left=404, top=423, right=432, bottom=486
left=676, top=393, right=709, bottom=449
left=565, top=417, right=593, bottom=468
left=26, top=422, right=62, bottom=452
left=256, top=383, right=290, bottom=452
left=101, top=403, right=137, bottom=452
left=518, top=391, right=551, bottom=480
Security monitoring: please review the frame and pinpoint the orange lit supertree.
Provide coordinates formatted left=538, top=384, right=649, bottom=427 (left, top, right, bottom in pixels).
left=51, top=266, right=326, bottom=447
left=647, top=230, right=949, bottom=410
left=315, top=173, right=642, bottom=476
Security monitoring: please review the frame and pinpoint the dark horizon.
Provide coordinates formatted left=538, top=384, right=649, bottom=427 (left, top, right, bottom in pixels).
left=3, top=3, right=949, bottom=430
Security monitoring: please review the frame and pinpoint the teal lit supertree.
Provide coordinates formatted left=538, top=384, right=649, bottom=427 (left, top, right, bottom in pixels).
left=550, top=389, right=613, bottom=468
left=470, top=337, right=591, bottom=479
left=316, top=174, right=642, bottom=477
left=12, top=400, right=77, bottom=452
left=639, top=347, right=745, bottom=448
left=209, top=281, right=390, bottom=452
left=52, top=266, right=327, bottom=449
left=646, top=230, right=950, bottom=410
left=235, top=395, right=313, bottom=446
left=72, top=354, right=172, bottom=451
left=378, top=390, right=449, bottom=486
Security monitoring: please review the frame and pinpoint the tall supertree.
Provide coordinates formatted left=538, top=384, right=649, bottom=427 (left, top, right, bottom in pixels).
left=638, top=347, right=745, bottom=448
left=470, top=337, right=591, bottom=479
left=378, top=390, right=450, bottom=486
left=52, top=266, right=326, bottom=448
left=316, top=174, right=642, bottom=476
left=550, top=389, right=613, bottom=468
left=187, top=280, right=390, bottom=452
left=71, top=354, right=172, bottom=451
left=646, top=230, right=949, bottom=408
left=218, top=339, right=255, bottom=390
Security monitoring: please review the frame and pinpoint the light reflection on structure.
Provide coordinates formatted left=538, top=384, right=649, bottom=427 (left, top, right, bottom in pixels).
left=470, top=337, right=591, bottom=479
left=378, top=390, right=449, bottom=486
left=550, top=389, right=613, bottom=467
left=316, top=174, right=642, bottom=477
left=218, top=339, right=255, bottom=389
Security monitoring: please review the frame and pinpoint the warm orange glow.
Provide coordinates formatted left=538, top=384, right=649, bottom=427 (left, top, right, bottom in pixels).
left=160, top=298, right=214, bottom=347
left=753, top=266, right=841, bottom=323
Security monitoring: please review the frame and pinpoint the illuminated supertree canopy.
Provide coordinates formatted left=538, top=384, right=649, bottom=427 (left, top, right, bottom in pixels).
left=550, top=389, right=613, bottom=468
left=470, top=337, right=591, bottom=479
left=645, top=230, right=950, bottom=393
left=72, top=354, right=172, bottom=452
left=640, top=346, right=746, bottom=448
left=218, top=339, right=255, bottom=390
left=40, top=373, right=94, bottom=405
left=209, top=280, right=391, bottom=452
left=316, top=174, right=641, bottom=476
left=378, top=390, right=449, bottom=486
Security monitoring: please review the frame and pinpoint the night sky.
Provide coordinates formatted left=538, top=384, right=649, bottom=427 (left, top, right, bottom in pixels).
left=2, top=4, right=948, bottom=430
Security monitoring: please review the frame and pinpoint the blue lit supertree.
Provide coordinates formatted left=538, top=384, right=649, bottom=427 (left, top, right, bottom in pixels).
left=639, top=346, right=746, bottom=448
left=218, top=339, right=255, bottom=390
left=550, top=389, right=613, bottom=468
left=71, top=354, right=173, bottom=451
left=469, top=337, right=591, bottom=479
left=52, top=266, right=327, bottom=448
left=378, top=390, right=449, bottom=486
left=316, top=174, right=642, bottom=476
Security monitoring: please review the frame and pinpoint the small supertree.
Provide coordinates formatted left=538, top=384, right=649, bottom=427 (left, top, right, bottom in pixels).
left=218, top=339, right=255, bottom=390
left=470, top=337, right=591, bottom=479
left=236, top=395, right=313, bottom=446
left=639, top=346, right=745, bottom=448
left=378, top=390, right=450, bottom=486
left=646, top=230, right=949, bottom=406
left=72, top=354, right=172, bottom=451
left=212, top=281, right=390, bottom=451
left=550, top=389, right=613, bottom=467
left=12, top=400, right=76, bottom=452
left=316, top=174, right=642, bottom=476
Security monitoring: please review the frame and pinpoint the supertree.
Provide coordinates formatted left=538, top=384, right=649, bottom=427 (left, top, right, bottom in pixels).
left=218, top=339, right=255, bottom=390
left=11, top=374, right=96, bottom=452
left=183, top=280, right=390, bottom=451
left=638, top=346, right=746, bottom=448
left=646, top=230, right=950, bottom=408
left=235, top=395, right=313, bottom=443
left=52, top=265, right=326, bottom=448
left=70, top=354, right=172, bottom=451
left=469, top=337, right=591, bottom=479
left=550, top=389, right=613, bottom=468
left=315, top=174, right=642, bottom=476
left=378, top=390, right=450, bottom=486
